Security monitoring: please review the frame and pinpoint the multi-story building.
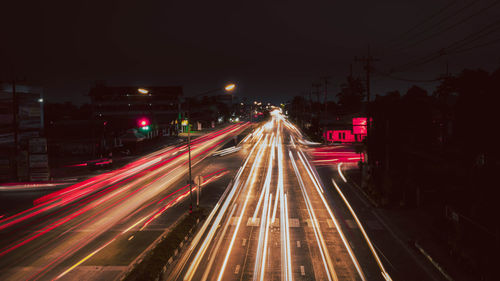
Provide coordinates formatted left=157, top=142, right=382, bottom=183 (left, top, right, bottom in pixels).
left=0, top=83, right=47, bottom=182
left=89, top=81, right=182, bottom=136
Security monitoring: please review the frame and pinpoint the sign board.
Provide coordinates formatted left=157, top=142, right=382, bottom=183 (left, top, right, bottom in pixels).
left=19, top=106, right=41, bottom=118
left=353, top=117, right=367, bottom=135
left=20, top=131, right=40, bottom=143
left=29, top=154, right=49, bottom=168
left=195, top=175, right=204, bottom=187
left=30, top=172, right=50, bottom=181
left=30, top=167, right=50, bottom=181
left=19, top=119, right=42, bottom=130
left=29, top=138, right=47, bottom=153
left=0, top=133, right=14, bottom=145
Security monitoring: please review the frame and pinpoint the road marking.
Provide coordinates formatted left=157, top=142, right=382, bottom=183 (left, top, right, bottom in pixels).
left=229, top=216, right=239, bottom=226
left=289, top=218, right=300, bottom=227
left=366, top=220, right=384, bottom=230
left=242, top=238, right=247, bottom=247
left=235, top=264, right=240, bottom=274
left=300, top=265, right=305, bottom=276
left=271, top=218, right=280, bottom=227
left=246, top=217, right=260, bottom=226
left=345, top=219, right=357, bottom=229
left=327, top=219, right=334, bottom=228
left=296, top=240, right=301, bottom=248
left=128, top=235, right=134, bottom=241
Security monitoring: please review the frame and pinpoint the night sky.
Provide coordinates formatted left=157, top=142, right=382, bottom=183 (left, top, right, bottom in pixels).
left=2, top=0, right=500, bottom=104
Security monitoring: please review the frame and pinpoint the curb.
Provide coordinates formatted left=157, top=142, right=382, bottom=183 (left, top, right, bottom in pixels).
left=415, top=241, right=454, bottom=281
left=158, top=218, right=201, bottom=280
left=116, top=213, right=189, bottom=281
left=344, top=169, right=453, bottom=281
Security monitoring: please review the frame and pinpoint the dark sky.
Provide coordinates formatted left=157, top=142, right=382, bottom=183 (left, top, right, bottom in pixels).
left=2, top=0, right=500, bottom=104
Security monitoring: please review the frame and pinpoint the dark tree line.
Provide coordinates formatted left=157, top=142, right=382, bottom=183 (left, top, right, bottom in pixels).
left=365, top=68, right=499, bottom=280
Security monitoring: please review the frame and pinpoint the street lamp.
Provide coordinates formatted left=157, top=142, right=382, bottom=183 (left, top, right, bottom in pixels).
left=138, top=88, right=149, bottom=94
left=186, top=83, right=235, bottom=213
left=224, top=83, right=236, bottom=92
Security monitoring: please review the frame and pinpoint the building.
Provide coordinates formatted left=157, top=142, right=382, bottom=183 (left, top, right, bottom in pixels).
left=89, top=82, right=182, bottom=137
left=323, top=117, right=367, bottom=143
left=0, top=83, right=48, bottom=182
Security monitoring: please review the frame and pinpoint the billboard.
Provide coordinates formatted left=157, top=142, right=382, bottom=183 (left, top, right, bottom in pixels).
left=352, top=117, right=367, bottom=135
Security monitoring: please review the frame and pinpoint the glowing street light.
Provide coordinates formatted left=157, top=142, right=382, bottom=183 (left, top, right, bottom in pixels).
left=138, top=88, right=149, bottom=94
left=224, top=83, right=236, bottom=92
left=185, top=82, right=237, bottom=213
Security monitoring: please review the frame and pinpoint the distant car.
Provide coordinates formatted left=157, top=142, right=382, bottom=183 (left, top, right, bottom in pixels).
left=87, top=158, right=113, bottom=170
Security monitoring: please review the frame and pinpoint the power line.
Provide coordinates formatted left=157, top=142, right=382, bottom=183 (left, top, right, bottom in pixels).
left=445, top=19, right=500, bottom=51
left=374, top=69, right=442, bottom=82
left=355, top=46, right=379, bottom=104
left=392, top=0, right=458, bottom=43
left=452, top=37, right=500, bottom=53
left=396, top=0, right=500, bottom=51
left=388, top=19, right=500, bottom=73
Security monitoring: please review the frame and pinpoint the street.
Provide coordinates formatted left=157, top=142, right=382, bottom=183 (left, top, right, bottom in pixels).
left=169, top=111, right=390, bottom=281
left=0, top=123, right=250, bottom=281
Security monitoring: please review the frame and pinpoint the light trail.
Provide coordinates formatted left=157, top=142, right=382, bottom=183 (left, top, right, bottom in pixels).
left=0, top=123, right=250, bottom=281
left=214, top=135, right=269, bottom=281
left=290, top=151, right=337, bottom=281
left=253, top=140, right=274, bottom=281
left=332, top=176, right=392, bottom=281
left=337, top=163, right=347, bottom=182
left=278, top=131, right=292, bottom=281
left=184, top=134, right=265, bottom=281
left=295, top=149, right=366, bottom=281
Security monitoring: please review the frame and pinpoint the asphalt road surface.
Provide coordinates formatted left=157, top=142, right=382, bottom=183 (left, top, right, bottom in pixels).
left=0, top=122, right=250, bottom=281
left=169, top=111, right=391, bottom=281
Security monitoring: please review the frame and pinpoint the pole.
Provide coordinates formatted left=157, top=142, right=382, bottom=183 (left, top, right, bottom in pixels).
left=187, top=99, right=193, bottom=213
left=12, top=81, right=18, bottom=181
left=196, top=182, right=200, bottom=208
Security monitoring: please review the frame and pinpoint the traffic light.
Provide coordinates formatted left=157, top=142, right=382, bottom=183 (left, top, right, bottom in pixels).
left=138, top=118, right=151, bottom=131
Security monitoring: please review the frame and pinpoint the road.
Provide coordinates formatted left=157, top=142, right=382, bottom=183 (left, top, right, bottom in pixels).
left=169, top=111, right=390, bottom=281
left=0, top=122, right=250, bottom=281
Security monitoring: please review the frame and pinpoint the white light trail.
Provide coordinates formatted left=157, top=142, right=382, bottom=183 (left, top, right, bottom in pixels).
left=290, top=151, right=337, bottom=281
left=215, top=136, right=269, bottom=281
left=337, top=163, right=347, bottom=182
left=331, top=178, right=392, bottom=281
left=295, top=150, right=366, bottom=281
left=184, top=135, right=264, bottom=281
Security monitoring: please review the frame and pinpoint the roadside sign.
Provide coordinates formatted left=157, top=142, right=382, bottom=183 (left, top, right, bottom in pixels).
left=195, top=175, right=204, bottom=187
left=29, top=138, right=47, bottom=153
left=29, top=154, right=48, bottom=168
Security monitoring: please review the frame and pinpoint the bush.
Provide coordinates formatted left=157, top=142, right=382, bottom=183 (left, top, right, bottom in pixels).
left=125, top=208, right=207, bottom=281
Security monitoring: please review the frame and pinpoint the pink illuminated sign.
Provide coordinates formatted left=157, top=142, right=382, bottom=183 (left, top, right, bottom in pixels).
left=352, top=117, right=367, bottom=135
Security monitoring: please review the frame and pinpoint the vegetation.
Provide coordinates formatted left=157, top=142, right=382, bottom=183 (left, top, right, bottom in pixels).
left=124, top=209, right=207, bottom=281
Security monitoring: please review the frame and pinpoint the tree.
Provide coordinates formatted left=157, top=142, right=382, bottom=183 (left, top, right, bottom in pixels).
left=336, top=76, right=365, bottom=112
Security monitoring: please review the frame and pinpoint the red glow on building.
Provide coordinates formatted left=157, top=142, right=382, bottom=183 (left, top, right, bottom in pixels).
left=323, top=117, right=367, bottom=143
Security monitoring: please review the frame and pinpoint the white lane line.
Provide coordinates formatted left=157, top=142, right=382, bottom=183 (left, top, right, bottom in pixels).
left=235, top=264, right=240, bottom=274
left=297, top=241, right=301, bottom=248
left=300, top=265, right=306, bottom=276
left=215, top=135, right=269, bottom=281
left=331, top=178, right=391, bottom=281
left=296, top=150, right=366, bottom=281
left=290, top=151, right=337, bottom=281
left=242, top=238, right=247, bottom=247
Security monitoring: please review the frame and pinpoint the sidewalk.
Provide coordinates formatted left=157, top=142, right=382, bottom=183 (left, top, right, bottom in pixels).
left=345, top=168, right=468, bottom=281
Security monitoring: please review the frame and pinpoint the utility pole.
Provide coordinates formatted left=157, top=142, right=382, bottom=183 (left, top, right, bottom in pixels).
left=355, top=46, right=379, bottom=105
left=320, top=76, right=331, bottom=111
left=312, top=83, right=321, bottom=103
left=12, top=80, right=18, bottom=181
